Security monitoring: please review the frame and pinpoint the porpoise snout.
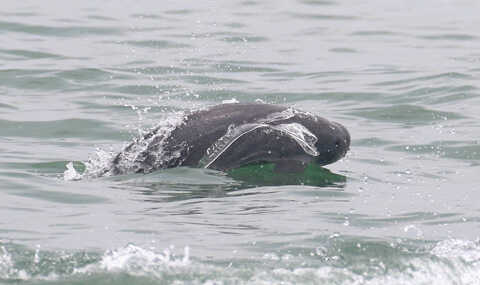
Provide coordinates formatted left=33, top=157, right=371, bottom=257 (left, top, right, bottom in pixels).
left=313, top=120, right=350, bottom=165
left=332, top=121, right=350, bottom=152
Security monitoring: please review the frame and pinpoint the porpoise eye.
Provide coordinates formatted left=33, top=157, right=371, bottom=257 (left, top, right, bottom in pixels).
left=335, top=139, right=341, bottom=148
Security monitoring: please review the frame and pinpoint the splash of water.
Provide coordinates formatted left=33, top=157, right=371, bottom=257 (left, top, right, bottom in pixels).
left=1, top=240, right=480, bottom=283
left=75, top=244, right=190, bottom=276
left=63, top=110, right=186, bottom=180
left=0, top=246, right=29, bottom=280
left=63, top=162, right=83, bottom=181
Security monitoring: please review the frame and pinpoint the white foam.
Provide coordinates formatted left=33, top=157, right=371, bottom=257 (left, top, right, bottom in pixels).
left=222, top=98, right=239, bottom=104
left=66, top=111, right=186, bottom=179
left=0, top=246, right=30, bottom=280
left=431, top=239, right=480, bottom=263
left=63, top=162, right=83, bottom=181
left=75, top=244, right=190, bottom=277
left=2, top=240, right=480, bottom=284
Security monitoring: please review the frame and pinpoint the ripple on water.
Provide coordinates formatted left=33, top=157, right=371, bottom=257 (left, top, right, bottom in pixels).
left=419, top=33, right=477, bottom=41
left=388, top=141, right=480, bottom=161
left=0, top=49, right=64, bottom=60
left=351, top=30, right=402, bottom=37
left=0, top=69, right=71, bottom=91
left=6, top=161, right=85, bottom=175
left=55, top=68, right=116, bottom=83
left=182, top=75, right=248, bottom=85
left=206, top=61, right=281, bottom=73
left=0, top=103, right=16, bottom=110
left=124, top=40, right=191, bottom=49
left=354, top=137, right=396, bottom=147
left=115, top=65, right=187, bottom=75
left=111, top=84, right=178, bottom=96
left=130, top=13, right=164, bottom=20
left=86, top=15, right=117, bottom=22
left=222, top=35, right=269, bottom=43
left=288, top=12, right=358, bottom=21
left=0, top=119, right=123, bottom=140
left=0, top=170, right=109, bottom=205
left=328, top=47, right=357, bottom=53
left=390, top=85, right=478, bottom=105
left=348, top=105, right=465, bottom=125
left=12, top=188, right=109, bottom=205
left=300, top=0, right=337, bottom=6
left=379, top=72, right=472, bottom=84
left=0, top=20, right=124, bottom=37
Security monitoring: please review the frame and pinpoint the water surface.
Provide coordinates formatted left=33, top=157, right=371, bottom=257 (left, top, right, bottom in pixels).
left=1, top=0, right=480, bottom=284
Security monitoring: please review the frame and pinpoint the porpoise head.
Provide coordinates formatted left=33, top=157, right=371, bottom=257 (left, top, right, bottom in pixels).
left=313, top=121, right=350, bottom=165
left=292, top=114, right=350, bottom=166
left=267, top=111, right=350, bottom=167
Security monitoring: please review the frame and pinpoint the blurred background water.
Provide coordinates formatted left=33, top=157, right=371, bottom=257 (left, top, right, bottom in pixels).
left=1, top=0, right=480, bottom=284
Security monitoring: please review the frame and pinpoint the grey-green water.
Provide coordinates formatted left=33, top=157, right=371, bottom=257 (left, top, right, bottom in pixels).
left=1, top=0, right=480, bottom=284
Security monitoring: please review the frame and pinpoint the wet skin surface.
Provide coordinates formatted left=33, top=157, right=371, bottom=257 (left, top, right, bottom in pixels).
left=110, top=103, right=350, bottom=175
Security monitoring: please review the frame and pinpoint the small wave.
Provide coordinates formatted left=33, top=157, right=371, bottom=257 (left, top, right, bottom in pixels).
left=124, top=40, right=191, bottom=49
left=0, top=246, right=30, bottom=280
left=2, top=239, right=480, bottom=284
left=0, top=20, right=124, bottom=37
left=74, top=244, right=190, bottom=276
left=349, top=104, right=465, bottom=125
left=431, top=239, right=480, bottom=264
left=0, top=243, right=190, bottom=283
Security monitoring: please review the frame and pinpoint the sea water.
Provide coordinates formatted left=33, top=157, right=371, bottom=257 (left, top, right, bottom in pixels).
left=1, top=0, right=480, bottom=284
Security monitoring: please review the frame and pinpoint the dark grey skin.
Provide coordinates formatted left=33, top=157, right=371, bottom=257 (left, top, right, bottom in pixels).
left=108, top=103, right=350, bottom=175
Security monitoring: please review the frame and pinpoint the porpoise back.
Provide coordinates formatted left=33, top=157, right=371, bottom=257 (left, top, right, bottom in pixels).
left=107, top=103, right=350, bottom=175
